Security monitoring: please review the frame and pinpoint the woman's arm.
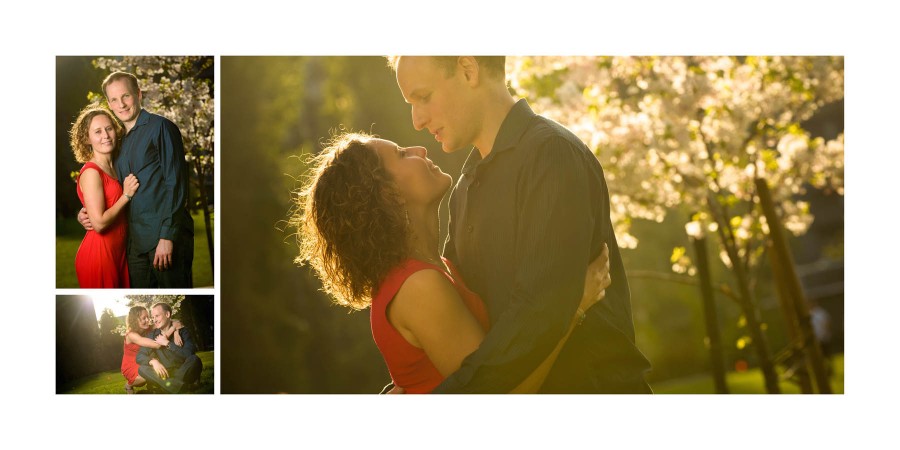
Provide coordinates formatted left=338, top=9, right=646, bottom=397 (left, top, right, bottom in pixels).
left=391, top=245, right=611, bottom=392
left=79, top=170, right=139, bottom=234
left=388, top=269, right=486, bottom=377
left=172, top=320, right=184, bottom=347
left=162, top=320, right=183, bottom=338
left=509, top=244, right=612, bottom=393
left=126, top=331, right=162, bottom=349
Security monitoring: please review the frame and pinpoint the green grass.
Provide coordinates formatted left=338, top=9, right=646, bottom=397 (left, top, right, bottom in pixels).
left=58, top=351, right=214, bottom=394
left=56, top=211, right=213, bottom=288
left=652, top=354, right=844, bottom=394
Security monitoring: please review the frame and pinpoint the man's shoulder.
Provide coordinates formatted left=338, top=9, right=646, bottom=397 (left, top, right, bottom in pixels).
left=142, top=110, right=181, bottom=131
left=519, top=114, right=592, bottom=158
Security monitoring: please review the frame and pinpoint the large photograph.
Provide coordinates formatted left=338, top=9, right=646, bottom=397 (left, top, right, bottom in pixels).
left=222, top=56, right=843, bottom=394
left=55, top=56, right=214, bottom=288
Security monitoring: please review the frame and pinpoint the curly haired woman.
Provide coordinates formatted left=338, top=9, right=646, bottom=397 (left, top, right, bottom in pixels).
left=69, top=105, right=139, bottom=288
left=293, top=132, right=611, bottom=393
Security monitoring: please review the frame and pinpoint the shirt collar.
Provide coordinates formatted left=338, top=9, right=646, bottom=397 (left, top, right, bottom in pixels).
left=127, top=108, right=150, bottom=134
left=489, top=98, right=536, bottom=156
left=461, top=98, right=536, bottom=175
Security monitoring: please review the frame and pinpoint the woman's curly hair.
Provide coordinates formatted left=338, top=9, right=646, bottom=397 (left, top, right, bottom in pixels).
left=69, top=104, right=123, bottom=163
left=126, top=306, right=148, bottom=335
left=292, top=132, right=409, bottom=310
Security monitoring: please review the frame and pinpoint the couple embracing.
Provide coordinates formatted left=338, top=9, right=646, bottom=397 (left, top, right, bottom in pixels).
left=120, top=303, right=202, bottom=394
left=296, top=56, right=652, bottom=393
left=69, top=71, right=193, bottom=289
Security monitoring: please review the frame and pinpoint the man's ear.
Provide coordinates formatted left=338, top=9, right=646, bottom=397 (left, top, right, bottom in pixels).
left=137, top=89, right=143, bottom=106
left=457, top=57, right=480, bottom=86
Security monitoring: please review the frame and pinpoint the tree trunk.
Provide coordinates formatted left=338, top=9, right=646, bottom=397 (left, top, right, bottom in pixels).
left=755, top=178, right=832, bottom=394
left=707, top=193, right=781, bottom=394
left=194, top=159, right=214, bottom=275
left=770, top=252, right=814, bottom=393
left=692, top=236, right=730, bottom=394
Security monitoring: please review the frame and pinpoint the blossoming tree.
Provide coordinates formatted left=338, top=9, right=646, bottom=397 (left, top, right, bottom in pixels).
left=508, top=56, right=843, bottom=393
left=90, top=56, right=215, bottom=271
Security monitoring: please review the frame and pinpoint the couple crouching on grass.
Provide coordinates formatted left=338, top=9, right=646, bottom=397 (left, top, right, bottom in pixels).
left=121, top=303, right=202, bottom=394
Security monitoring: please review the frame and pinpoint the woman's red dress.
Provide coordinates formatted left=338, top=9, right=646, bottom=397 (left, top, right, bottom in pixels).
left=74, top=162, right=129, bottom=288
left=370, top=257, right=490, bottom=394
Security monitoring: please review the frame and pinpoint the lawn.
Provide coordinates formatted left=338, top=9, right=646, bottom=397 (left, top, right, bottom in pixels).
left=652, top=354, right=844, bottom=394
left=56, top=211, right=213, bottom=288
left=58, top=351, right=214, bottom=394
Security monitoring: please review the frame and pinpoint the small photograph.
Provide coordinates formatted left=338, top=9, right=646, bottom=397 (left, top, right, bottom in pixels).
left=222, top=56, right=843, bottom=394
left=56, top=56, right=215, bottom=289
left=56, top=294, right=214, bottom=394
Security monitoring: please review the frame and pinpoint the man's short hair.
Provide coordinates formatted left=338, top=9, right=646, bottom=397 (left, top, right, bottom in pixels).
left=101, top=71, right=140, bottom=97
left=386, top=56, right=506, bottom=81
left=151, top=302, right=173, bottom=315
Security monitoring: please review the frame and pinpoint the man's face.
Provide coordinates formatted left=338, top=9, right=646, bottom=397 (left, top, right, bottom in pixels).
left=104, top=78, right=142, bottom=125
left=151, top=305, right=171, bottom=330
left=396, top=57, right=480, bottom=153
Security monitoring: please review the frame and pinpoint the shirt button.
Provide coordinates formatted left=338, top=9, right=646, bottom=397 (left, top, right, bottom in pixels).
left=473, top=180, right=480, bottom=188
left=466, top=225, right=474, bottom=233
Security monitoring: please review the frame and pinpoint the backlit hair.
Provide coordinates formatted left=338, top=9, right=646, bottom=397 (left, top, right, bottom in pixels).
left=151, top=302, right=173, bottom=315
left=126, top=306, right=148, bottom=335
left=292, top=132, right=408, bottom=310
left=101, top=71, right=140, bottom=99
left=386, top=56, right=507, bottom=80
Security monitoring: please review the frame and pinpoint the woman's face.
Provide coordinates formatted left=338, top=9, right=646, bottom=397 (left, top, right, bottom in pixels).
left=138, top=310, right=151, bottom=331
left=87, top=114, right=117, bottom=157
left=370, top=138, right=452, bottom=207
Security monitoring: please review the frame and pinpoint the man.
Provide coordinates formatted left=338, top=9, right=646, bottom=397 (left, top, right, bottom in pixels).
left=391, top=56, right=651, bottom=393
left=79, top=71, right=194, bottom=288
left=136, top=303, right=202, bottom=394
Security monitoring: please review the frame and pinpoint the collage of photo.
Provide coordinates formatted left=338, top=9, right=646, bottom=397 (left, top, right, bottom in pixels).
left=56, top=55, right=844, bottom=396
left=56, top=56, right=215, bottom=394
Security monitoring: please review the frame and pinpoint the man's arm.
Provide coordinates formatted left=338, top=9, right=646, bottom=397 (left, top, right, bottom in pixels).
left=153, top=119, right=189, bottom=269
left=434, top=138, right=596, bottom=393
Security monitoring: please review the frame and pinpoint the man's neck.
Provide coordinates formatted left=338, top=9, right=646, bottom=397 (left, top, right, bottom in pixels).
left=124, top=109, right=142, bottom=134
left=473, top=90, right=516, bottom=159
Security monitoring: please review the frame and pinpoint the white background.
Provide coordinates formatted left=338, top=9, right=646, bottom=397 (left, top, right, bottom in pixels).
left=1, top=1, right=894, bottom=447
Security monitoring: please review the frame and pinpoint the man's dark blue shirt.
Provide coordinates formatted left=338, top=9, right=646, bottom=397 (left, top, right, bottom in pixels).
left=114, top=109, right=193, bottom=256
left=435, top=99, right=652, bottom=393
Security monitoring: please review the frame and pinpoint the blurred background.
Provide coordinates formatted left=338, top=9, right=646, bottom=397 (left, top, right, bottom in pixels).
left=221, top=56, right=843, bottom=394
left=55, top=56, right=215, bottom=288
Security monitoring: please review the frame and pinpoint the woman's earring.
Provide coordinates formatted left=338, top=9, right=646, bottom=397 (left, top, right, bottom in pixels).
left=405, top=209, right=410, bottom=226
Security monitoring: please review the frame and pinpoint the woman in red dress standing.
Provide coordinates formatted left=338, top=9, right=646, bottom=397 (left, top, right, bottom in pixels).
left=69, top=105, right=139, bottom=288
left=293, top=133, right=610, bottom=393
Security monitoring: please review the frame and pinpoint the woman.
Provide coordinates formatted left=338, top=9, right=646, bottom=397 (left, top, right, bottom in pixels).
left=121, top=306, right=183, bottom=394
left=69, top=105, right=139, bottom=288
left=294, top=132, right=611, bottom=393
